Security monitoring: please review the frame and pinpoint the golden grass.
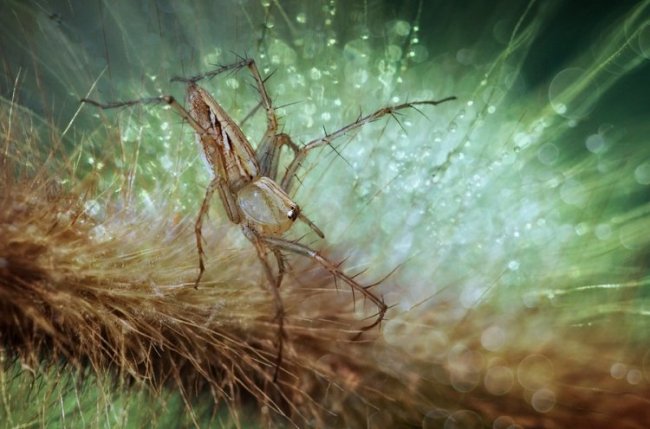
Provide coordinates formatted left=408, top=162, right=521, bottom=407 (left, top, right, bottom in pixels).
left=2, top=98, right=650, bottom=428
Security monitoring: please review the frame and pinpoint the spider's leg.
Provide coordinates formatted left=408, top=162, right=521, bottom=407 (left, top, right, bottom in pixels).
left=170, top=58, right=252, bottom=84
left=239, top=60, right=292, bottom=179
left=194, top=176, right=241, bottom=289
left=258, top=133, right=301, bottom=182
left=280, top=96, right=457, bottom=191
left=194, top=178, right=219, bottom=288
left=82, top=95, right=210, bottom=140
left=261, top=236, right=388, bottom=336
left=243, top=227, right=286, bottom=382
left=271, top=247, right=286, bottom=289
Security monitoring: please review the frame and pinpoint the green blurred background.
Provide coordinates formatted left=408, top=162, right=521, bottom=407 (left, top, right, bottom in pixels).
left=1, top=0, right=649, bottom=427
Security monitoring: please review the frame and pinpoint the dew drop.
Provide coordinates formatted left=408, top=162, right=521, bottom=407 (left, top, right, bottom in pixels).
left=409, top=45, right=429, bottom=63
left=444, top=410, right=482, bottom=429
left=481, top=326, right=506, bottom=352
left=531, top=388, right=556, bottom=413
left=84, top=200, right=102, bottom=218
left=391, top=20, right=411, bottom=37
left=309, top=67, right=321, bottom=80
left=627, top=368, right=643, bottom=384
left=422, top=408, right=449, bottom=429
left=585, top=133, right=606, bottom=154
left=537, top=143, right=558, bottom=165
left=225, top=77, right=239, bottom=89
left=484, top=366, right=514, bottom=395
left=295, top=12, right=306, bottom=24
left=634, top=161, right=650, bottom=185
left=559, top=179, right=587, bottom=206
left=507, top=260, right=520, bottom=271
left=548, top=67, right=595, bottom=119
left=595, top=223, right=612, bottom=240
left=517, top=354, right=553, bottom=390
left=492, top=415, right=516, bottom=429
left=343, top=39, right=371, bottom=64
left=386, top=44, right=402, bottom=61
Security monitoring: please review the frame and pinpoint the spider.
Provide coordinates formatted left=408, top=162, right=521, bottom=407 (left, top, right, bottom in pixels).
left=82, top=58, right=455, bottom=380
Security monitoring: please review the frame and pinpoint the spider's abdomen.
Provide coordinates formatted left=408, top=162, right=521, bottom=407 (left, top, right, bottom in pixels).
left=237, top=177, right=299, bottom=236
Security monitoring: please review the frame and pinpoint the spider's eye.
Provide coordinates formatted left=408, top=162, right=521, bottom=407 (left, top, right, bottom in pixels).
left=287, top=206, right=299, bottom=221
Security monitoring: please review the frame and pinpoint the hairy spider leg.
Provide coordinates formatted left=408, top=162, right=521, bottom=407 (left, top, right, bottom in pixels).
left=280, top=97, right=458, bottom=192
left=262, top=236, right=388, bottom=337
left=244, top=227, right=285, bottom=382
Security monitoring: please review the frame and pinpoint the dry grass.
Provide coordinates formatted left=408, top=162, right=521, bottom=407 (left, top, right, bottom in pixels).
left=2, top=98, right=650, bottom=429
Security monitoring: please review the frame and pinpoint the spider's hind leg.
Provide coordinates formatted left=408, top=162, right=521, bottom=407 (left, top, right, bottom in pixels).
left=243, top=226, right=286, bottom=382
left=261, top=236, right=388, bottom=337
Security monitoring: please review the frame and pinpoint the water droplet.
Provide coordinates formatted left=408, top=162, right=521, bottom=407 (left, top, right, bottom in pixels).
left=549, top=67, right=595, bottom=120
left=456, top=48, right=476, bottom=65
left=225, top=77, right=239, bottom=89
left=610, top=362, right=627, bottom=379
left=84, top=200, right=102, bottom=218
left=517, top=354, right=553, bottom=390
left=295, top=12, right=306, bottom=24
left=481, top=326, right=505, bottom=351
left=560, top=179, right=587, bottom=206
left=627, top=368, right=643, bottom=384
left=634, top=161, right=650, bottom=185
left=595, top=223, right=612, bottom=240
left=350, top=68, right=368, bottom=86
left=487, top=105, right=496, bottom=114
left=507, top=260, right=520, bottom=271
left=343, top=39, right=371, bottom=65
left=574, top=222, right=589, bottom=236
left=267, top=39, right=297, bottom=65
left=386, top=44, right=402, bottom=61
left=409, top=45, right=429, bottom=63
left=444, top=410, right=482, bottom=429
left=537, top=143, right=558, bottom=165
left=90, top=225, right=111, bottom=242
left=390, top=20, right=411, bottom=37
left=382, top=319, right=409, bottom=345
left=492, top=415, right=516, bottom=429
left=422, top=408, right=449, bottom=429
left=309, top=67, right=321, bottom=80
left=484, top=366, right=514, bottom=395
left=531, top=388, right=556, bottom=413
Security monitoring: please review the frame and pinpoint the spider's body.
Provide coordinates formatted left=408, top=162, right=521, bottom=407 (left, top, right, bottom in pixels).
left=81, top=58, right=455, bottom=381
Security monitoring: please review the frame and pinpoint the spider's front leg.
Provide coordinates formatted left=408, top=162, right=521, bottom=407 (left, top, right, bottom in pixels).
left=280, top=96, right=457, bottom=192
left=194, top=176, right=241, bottom=288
